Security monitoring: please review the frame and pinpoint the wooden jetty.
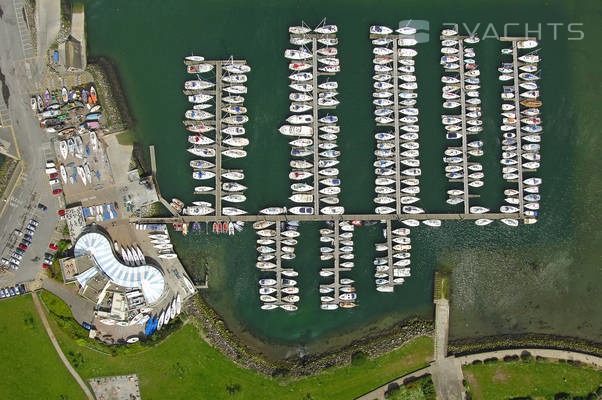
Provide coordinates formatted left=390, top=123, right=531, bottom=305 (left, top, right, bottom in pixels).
left=150, top=145, right=180, bottom=217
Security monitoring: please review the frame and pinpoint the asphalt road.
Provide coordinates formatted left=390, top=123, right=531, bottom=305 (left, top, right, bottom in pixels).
left=0, top=0, right=61, bottom=288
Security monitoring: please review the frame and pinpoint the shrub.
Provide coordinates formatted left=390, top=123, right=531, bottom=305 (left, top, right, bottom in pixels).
left=503, top=355, right=520, bottom=362
left=554, top=393, right=570, bottom=400
left=351, top=351, right=368, bottom=367
left=472, top=359, right=483, bottom=365
left=520, top=351, right=533, bottom=362
left=384, top=385, right=400, bottom=398
left=484, top=357, right=498, bottom=364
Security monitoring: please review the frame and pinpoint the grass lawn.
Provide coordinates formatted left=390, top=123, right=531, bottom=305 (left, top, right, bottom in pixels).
left=41, top=293, right=433, bottom=399
left=0, top=294, right=85, bottom=400
left=463, top=359, right=602, bottom=400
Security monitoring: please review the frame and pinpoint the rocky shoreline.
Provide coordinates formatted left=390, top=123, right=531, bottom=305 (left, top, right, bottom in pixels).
left=187, top=294, right=433, bottom=377
left=87, top=56, right=134, bottom=132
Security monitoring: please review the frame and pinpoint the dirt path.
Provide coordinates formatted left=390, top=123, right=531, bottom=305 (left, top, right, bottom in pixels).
left=32, top=293, right=95, bottom=400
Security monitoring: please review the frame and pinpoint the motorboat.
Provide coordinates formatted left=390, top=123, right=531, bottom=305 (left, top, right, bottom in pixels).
left=289, top=206, right=314, bottom=215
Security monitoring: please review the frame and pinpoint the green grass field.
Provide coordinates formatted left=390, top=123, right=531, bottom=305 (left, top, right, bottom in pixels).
left=41, top=292, right=433, bottom=399
left=463, top=359, right=602, bottom=400
left=0, top=295, right=85, bottom=399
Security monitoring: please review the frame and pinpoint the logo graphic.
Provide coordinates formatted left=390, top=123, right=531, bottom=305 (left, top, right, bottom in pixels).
left=399, top=20, right=430, bottom=43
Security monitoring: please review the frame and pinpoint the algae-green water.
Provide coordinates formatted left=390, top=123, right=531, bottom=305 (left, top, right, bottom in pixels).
left=82, top=0, right=601, bottom=357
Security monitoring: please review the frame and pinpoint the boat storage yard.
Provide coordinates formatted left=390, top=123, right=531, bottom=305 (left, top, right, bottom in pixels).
left=136, top=23, right=543, bottom=312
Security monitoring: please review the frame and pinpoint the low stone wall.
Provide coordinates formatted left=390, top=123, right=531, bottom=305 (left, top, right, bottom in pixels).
left=188, top=294, right=433, bottom=377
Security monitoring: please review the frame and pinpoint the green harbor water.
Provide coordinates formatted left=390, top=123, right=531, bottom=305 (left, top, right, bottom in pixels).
left=82, top=0, right=601, bottom=358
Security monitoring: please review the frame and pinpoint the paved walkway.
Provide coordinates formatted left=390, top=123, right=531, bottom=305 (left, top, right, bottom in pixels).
left=36, top=0, right=60, bottom=54
left=457, top=348, right=602, bottom=368
left=32, top=293, right=95, bottom=400
left=356, top=366, right=433, bottom=400
left=42, top=277, right=95, bottom=324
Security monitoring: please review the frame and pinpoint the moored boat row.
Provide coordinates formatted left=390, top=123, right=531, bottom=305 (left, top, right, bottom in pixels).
left=183, top=56, right=251, bottom=217
left=282, top=21, right=345, bottom=216
left=319, top=221, right=357, bottom=310
left=370, top=25, right=422, bottom=215
left=255, top=220, right=301, bottom=311
left=498, top=39, right=542, bottom=225
left=439, top=30, right=486, bottom=213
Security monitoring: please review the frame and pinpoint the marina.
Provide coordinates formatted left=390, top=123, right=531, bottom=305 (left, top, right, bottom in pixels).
left=138, top=28, right=541, bottom=312
left=69, top=0, right=601, bottom=358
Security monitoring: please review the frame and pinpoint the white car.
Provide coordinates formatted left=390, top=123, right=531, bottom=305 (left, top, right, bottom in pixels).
left=49, top=179, right=59, bottom=185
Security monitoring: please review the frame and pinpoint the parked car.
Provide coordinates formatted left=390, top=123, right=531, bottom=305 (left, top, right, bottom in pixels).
left=0, top=258, right=8, bottom=266
left=19, top=284, right=25, bottom=294
left=49, top=179, right=59, bottom=185
left=24, top=234, right=33, bottom=241
left=10, top=258, right=20, bottom=265
left=8, top=288, right=15, bottom=296
left=52, top=188, right=62, bottom=195
left=12, top=253, right=22, bottom=261
left=37, top=203, right=47, bottom=211
left=49, top=243, right=58, bottom=250
left=29, top=219, right=39, bottom=227
left=22, top=238, right=31, bottom=245
left=15, top=248, right=25, bottom=255
left=58, top=209, right=65, bottom=216
left=49, top=173, right=58, bottom=179
left=0, top=289, right=5, bottom=298
left=9, top=263, right=19, bottom=270
left=14, top=286, right=21, bottom=295
left=25, top=228, right=34, bottom=235
left=81, top=322, right=92, bottom=330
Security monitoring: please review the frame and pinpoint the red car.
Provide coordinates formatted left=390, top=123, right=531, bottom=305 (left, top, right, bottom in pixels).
left=52, top=188, right=62, bottom=195
left=58, top=209, right=65, bottom=216
left=18, top=243, right=28, bottom=250
left=49, top=173, right=58, bottom=179
left=49, top=243, right=58, bottom=250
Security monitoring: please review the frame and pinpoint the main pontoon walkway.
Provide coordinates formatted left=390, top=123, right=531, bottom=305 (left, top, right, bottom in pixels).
left=131, top=212, right=519, bottom=224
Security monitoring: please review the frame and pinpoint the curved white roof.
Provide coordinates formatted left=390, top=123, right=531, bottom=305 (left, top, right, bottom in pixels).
left=74, top=232, right=165, bottom=304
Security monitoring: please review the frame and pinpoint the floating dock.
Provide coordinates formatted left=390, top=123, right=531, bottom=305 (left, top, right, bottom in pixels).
left=440, top=34, right=483, bottom=213
left=185, top=58, right=248, bottom=218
